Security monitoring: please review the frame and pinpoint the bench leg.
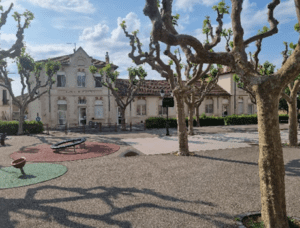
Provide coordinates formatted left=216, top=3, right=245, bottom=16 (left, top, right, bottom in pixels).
left=1, top=139, right=5, bottom=146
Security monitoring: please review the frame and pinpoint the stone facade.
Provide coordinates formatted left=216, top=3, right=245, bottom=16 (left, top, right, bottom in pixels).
left=26, top=47, right=259, bottom=128
left=0, top=78, right=13, bottom=120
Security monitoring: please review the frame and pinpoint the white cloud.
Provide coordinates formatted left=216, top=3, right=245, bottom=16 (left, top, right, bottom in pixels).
left=79, top=24, right=109, bottom=42
left=27, top=0, right=96, bottom=13
left=0, top=33, right=17, bottom=42
left=174, top=0, right=220, bottom=12
left=24, top=43, right=76, bottom=61
left=1, top=0, right=26, bottom=12
left=111, top=12, right=141, bottom=42
left=52, top=16, right=94, bottom=30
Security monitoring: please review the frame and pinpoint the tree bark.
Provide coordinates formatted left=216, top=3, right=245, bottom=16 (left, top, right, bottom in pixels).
left=187, top=104, right=195, bottom=135
left=256, top=90, right=289, bottom=228
left=288, top=95, right=298, bottom=146
left=18, top=107, right=25, bottom=135
left=195, top=104, right=200, bottom=127
left=120, top=107, right=126, bottom=131
left=174, top=93, right=189, bottom=156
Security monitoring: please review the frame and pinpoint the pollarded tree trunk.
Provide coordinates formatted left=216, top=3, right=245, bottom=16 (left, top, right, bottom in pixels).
left=18, top=107, right=26, bottom=135
left=195, top=104, right=200, bottom=127
left=187, top=104, right=195, bottom=135
left=287, top=95, right=298, bottom=146
left=120, top=108, right=126, bottom=131
left=174, top=93, right=189, bottom=156
left=256, top=90, right=289, bottom=227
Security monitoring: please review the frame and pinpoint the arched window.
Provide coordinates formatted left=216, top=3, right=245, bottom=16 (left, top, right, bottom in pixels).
left=94, top=100, right=103, bottom=118
left=205, top=99, right=213, bottom=114
left=238, top=98, right=243, bottom=114
left=137, top=99, right=146, bottom=115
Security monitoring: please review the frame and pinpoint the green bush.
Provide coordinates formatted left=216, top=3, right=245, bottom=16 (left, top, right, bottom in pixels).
left=0, top=121, right=19, bottom=135
left=0, top=120, right=44, bottom=135
left=145, top=112, right=299, bottom=129
left=24, top=120, right=44, bottom=134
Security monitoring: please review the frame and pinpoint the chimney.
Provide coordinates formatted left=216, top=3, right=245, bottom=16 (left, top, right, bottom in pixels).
left=105, top=52, right=109, bottom=64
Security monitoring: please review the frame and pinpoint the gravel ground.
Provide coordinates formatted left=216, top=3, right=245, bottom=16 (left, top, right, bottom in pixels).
left=0, top=124, right=299, bottom=228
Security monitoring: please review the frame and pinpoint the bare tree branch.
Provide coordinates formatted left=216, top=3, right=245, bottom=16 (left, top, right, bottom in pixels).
left=243, top=0, right=280, bottom=46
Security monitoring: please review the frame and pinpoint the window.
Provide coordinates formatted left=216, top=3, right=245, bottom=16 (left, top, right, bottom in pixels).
left=95, top=100, right=103, bottom=118
left=205, top=99, right=213, bottom=113
left=238, top=99, right=243, bottom=114
left=137, top=99, right=146, bottom=115
left=95, top=76, right=102, bottom=88
left=57, top=101, right=67, bottom=125
left=248, top=104, right=253, bottom=114
left=78, top=98, right=87, bottom=104
left=2, top=90, right=7, bottom=105
left=158, top=105, right=167, bottom=115
left=77, top=74, right=86, bottom=87
left=57, top=75, right=66, bottom=87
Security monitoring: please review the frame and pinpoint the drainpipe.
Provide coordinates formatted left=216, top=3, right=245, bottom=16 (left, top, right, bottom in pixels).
left=234, top=80, right=236, bottom=115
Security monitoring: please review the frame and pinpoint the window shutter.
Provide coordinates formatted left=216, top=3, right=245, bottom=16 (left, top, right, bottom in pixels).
left=62, top=75, right=66, bottom=87
left=57, top=75, right=61, bottom=87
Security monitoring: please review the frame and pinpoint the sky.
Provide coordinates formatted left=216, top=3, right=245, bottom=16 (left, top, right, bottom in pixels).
left=0, top=0, right=297, bottom=96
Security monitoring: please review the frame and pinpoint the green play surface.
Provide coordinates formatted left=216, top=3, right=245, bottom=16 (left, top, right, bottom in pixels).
left=0, top=163, right=68, bottom=189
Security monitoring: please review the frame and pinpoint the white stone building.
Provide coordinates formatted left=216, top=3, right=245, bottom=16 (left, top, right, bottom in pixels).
left=26, top=47, right=257, bottom=128
left=0, top=78, right=13, bottom=121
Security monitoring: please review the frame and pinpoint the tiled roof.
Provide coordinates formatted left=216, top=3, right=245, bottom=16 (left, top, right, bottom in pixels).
left=114, top=79, right=231, bottom=98
left=0, top=77, right=13, bottom=82
left=36, top=54, right=71, bottom=65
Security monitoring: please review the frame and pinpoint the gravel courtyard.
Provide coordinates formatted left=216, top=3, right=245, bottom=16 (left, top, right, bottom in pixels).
left=0, top=124, right=299, bottom=228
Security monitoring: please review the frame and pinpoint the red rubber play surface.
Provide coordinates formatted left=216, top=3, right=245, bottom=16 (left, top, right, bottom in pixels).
left=10, top=141, right=120, bottom=162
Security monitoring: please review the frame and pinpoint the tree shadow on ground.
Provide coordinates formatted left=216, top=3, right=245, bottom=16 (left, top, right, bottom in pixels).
left=192, top=153, right=300, bottom=178
left=15, top=135, right=74, bottom=153
left=0, top=185, right=238, bottom=228
left=31, top=134, right=132, bottom=147
left=284, top=159, right=300, bottom=177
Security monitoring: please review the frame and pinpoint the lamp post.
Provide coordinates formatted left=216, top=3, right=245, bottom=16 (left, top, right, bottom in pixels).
left=160, top=89, right=173, bottom=136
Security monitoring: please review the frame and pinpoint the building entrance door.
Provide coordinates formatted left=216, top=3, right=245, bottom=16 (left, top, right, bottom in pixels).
left=222, top=104, right=229, bottom=117
left=78, top=107, right=86, bottom=126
